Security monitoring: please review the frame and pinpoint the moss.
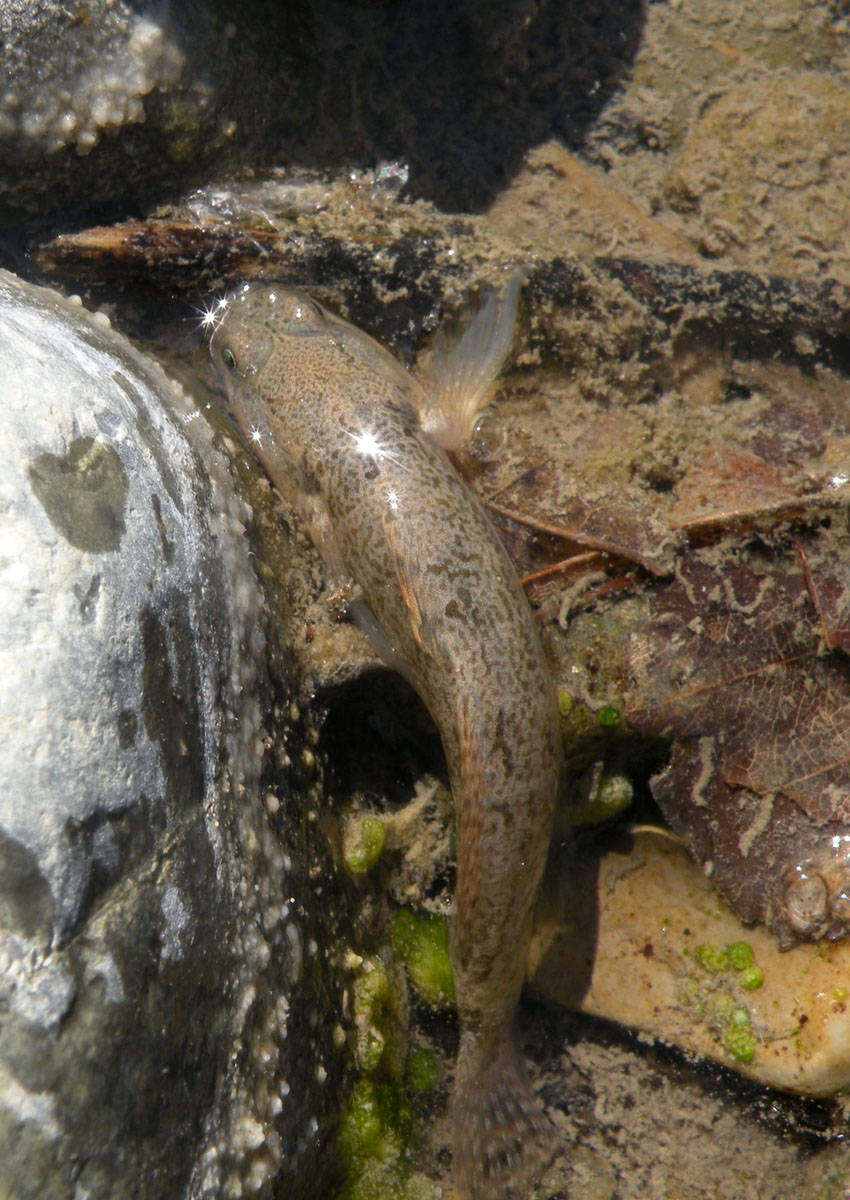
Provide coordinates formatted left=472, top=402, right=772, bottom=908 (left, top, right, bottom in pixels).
left=392, top=910, right=455, bottom=1008
left=352, top=958, right=408, bottom=1081
left=597, top=705, right=621, bottom=729
left=344, top=815, right=388, bottom=875
left=739, top=966, right=764, bottom=991
left=726, top=941, right=755, bottom=971
left=405, top=1047, right=440, bottom=1094
left=693, top=943, right=730, bottom=973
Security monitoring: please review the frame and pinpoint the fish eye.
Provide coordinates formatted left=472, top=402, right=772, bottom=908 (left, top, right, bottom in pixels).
left=221, top=346, right=237, bottom=372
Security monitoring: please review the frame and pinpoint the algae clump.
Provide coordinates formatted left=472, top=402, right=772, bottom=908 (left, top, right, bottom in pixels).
left=344, top=814, right=388, bottom=875
left=335, top=1079, right=437, bottom=1200
left=405, top=1047, right=440, bottom=1094
left=391, top=910, right=455, bottom=1008
left=352, top=958, right=408, bottom=1080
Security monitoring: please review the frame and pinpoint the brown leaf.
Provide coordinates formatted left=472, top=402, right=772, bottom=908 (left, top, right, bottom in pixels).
left=670, top=447, right=798, bottom=529
left=626, top=531, right=850, bottom=944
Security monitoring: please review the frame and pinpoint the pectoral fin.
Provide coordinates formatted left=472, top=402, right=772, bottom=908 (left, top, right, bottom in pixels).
left=415, top=269, right=525, bottom=453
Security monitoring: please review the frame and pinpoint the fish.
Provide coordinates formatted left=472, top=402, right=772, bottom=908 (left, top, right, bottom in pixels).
left=210, top=275, right=562, bottom=1199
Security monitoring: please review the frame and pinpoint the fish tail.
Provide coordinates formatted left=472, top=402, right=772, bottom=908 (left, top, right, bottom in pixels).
left=451, top=1028, right=557, bottom=1200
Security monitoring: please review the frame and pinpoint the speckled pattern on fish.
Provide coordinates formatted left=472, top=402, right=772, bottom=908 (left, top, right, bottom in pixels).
left=212, top=278, right=562, bottom=1199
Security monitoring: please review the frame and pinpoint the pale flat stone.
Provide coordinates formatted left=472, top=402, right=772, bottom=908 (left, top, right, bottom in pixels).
left=531, top=829, right=850, bottom=1096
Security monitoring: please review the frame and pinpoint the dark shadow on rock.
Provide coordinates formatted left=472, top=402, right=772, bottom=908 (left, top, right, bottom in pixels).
left=2, top=0, right=644, bottom=232
left=281, top=0, right=647, bottom=211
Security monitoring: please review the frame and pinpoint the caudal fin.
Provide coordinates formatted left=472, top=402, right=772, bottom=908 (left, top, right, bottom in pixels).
left=451, top=1031, right=557, bottom=1200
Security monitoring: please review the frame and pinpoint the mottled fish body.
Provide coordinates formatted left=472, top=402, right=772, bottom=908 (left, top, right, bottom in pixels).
left=212, top=279, right=561, bottom=1198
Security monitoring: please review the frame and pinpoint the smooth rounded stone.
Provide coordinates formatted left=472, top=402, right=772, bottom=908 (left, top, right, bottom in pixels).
left=0, top=0, right=300, bottom=223
left=0, top=270, right=339, bottom=1199
left=530, top=829, right=850, bottom=1097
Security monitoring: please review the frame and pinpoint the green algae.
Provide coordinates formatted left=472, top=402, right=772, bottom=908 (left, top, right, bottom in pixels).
left=391, top=910, right=455, bottom=1008
left=597, top=705, right=621, bottom=729
left=723, top=1007, right=757, bottom=1063
left=562, top=761, right=634, bottom=829
left=344, top=814, right=388, bottom=875
left=352, top=958, right=408, bottom=1081
left=405, top=1047, right=440, bottom=1094
left=739, top=966, right=764, bottom=991
left=686, top=941, right=765, bottom=1064
left=334, top=1079, right=437, bottom=1200
left=693, top=943, right=730, bottom=973
left=692, top=940, right=763, bottom=991
left=726, top=941, right=755, bottom=971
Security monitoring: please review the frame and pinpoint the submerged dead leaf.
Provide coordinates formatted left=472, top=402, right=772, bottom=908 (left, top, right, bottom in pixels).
left=626, top=528, right=850, bottom=945
left=669, top=447, right=798, bottom=529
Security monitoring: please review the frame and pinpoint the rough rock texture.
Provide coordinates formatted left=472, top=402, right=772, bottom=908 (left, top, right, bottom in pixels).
left=0, top=0, right=301, bottom=224
left=0, top=271, right=344, bottom=1199
left=0, top=0, right=651, bottom=226
left=17, top=0, right=850, bottom=1195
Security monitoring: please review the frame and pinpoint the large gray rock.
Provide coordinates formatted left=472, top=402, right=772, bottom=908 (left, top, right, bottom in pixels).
left=0, top=271, right=342, bottom=1199
left=0, top=0, right=301, bottom=224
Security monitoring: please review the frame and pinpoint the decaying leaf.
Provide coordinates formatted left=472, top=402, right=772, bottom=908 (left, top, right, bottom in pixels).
left=626, top=527, right=850, bottom=947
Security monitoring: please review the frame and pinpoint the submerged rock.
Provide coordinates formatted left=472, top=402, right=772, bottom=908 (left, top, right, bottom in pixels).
left=0, top=271, right=343, bottom=1199
left=0, top=0, right=302, bottom=224
left=532, top=828, right=850, bottom=1097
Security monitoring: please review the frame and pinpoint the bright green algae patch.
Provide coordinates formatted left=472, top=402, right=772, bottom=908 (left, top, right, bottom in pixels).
left=392, top=910, right=455, bottom=1008
left=335, top=1080, right=437, bottom=1200
left=688, top=940, right=763, bottom=1064
left=332, top=786, right=455, bottom=1200
left=333, top=903, right=448, bottom=1199
left=739, top=966, right=764, bottom=991
left=726, top=941, right=755, bottom=971
left=693, top=940, right=764, bottom=990
left=334, top=953, right=441, bottom=1200
left=597, top=704, right=621, bottom=729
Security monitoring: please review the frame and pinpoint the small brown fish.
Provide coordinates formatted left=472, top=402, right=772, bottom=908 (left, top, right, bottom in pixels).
left=211, top=277, right=561, bottom=1198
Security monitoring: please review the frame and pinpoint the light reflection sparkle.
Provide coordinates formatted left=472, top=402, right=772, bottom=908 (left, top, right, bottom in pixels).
left=344, top=427, right=406, bottom=471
